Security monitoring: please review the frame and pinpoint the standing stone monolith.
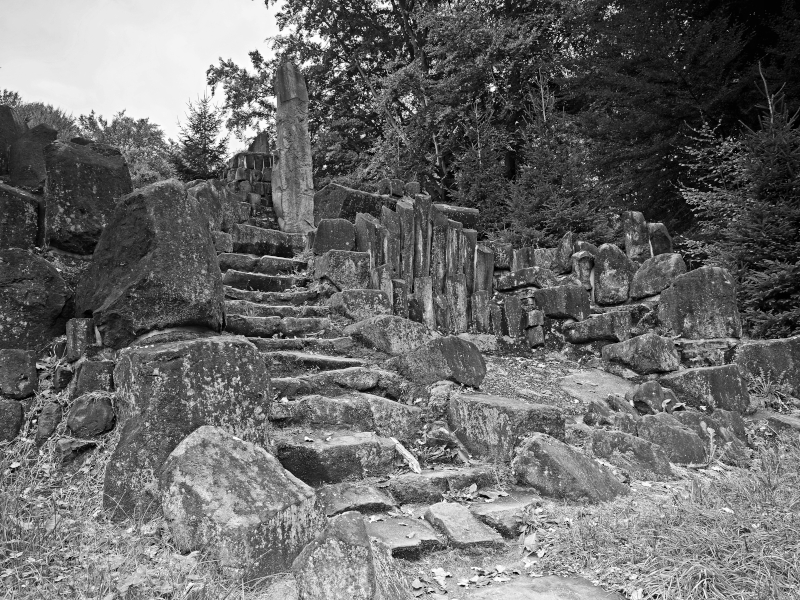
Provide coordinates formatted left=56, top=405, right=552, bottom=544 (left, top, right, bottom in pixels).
left=272, top=62, right=314, bottom=234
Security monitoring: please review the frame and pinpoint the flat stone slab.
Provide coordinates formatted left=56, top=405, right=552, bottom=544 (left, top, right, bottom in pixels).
left=218, top=252, right=306, bottom=274
left=272, top=367, right=409, bottom=401
left=559, top=370, right=635, bottom=405
left=264, top=351, right=365, bottom=376
left=469, top=491, right=540, bottom=538
left=248, top=336, right=355, bottom=354
left=225, top=300, right=329, bottom=318
left=365, top=514, right=444, bottom=558
left=225, top=315, right=330, bottom=337
left=468, top=576, right=623, bottom=599
left=223, top=270, right=307, bottom=293
left=273, top=430, right=396, bottom=486
left=317, top=483, right=396, bottom=517
left=224, top=286, right=319, bottom=305
left=424, top=501, right=504, bottom=548
left=385, top=466, right=495, bottom=505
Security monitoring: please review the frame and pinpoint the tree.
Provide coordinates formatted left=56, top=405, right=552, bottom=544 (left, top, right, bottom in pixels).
left=680, top=75, right=800, bottom=338
left=79, top=110, right=176, bottom=188
left=0, top=90, right=79, bottom=139
left=172, top=94, right=228, bottom=181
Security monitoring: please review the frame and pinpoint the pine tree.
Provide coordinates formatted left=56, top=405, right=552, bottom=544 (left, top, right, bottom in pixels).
left=172, top=94, right=228, bottom=181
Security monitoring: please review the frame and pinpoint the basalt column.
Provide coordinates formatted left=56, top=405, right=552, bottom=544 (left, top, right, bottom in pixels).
left=272, top=62, right=314, bottom=233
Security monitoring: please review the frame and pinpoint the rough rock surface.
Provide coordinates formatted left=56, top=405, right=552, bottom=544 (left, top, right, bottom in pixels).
left=9, top=124, right=57, bottom=190
left=447, top=393, right=564, bottom=462
left=0, top=349, right=37, bottom=399
left=392, top=335, right=486, bottom=388
left=66, top=392, right=116, bottom=438
left=424, top=501, right=504, bottom=548
left=660, top=365, right=750, bottom=413
left=76, top=180, right=224, bottom=349
left=602, top=333, right=680, bottom=374
left=734, top=335, right=800, bottom=395
left=161, top=426, right=321, bottom=582
left=513, top=433, right=628, bottom=502
left=469, top=576, right=624, bottom=600
left=496, top=267, right=558, bottom=291
left=622, top=210, right=650, bottom=263
left=0, top=105, right=27, bottom=175
left=564, top=311, right=632, bottom=343
left=330, top=289, right=391, bottom=321
left=292, top=511, right=411, bottom=600
left=272, top=62, right=315, bottom=233
left=591, top=429, right=673, bottom=479
left=0, top=399, right=24, bottom=442
left=317, top=483, right=396, bottom=517
left=0, top=249, right=67, bottom=350
left=636, top=412, right=707, bottom=464
left=316, top=250, right=371, bottom=291
left=630, top=253, right=687, bottom=299
left=313, top=183, right=395, bottom=225
left=35, top=402, right=62, bottom=446
left=43, top=140, right=133, bottom=254
left=0, top=182, right=39, bottom=250
left=531, top=285, right=590, bottom=321
left=344, top=315, right=431, bottom=355
left=659, top=266, right=742, bottom=339
left=103, top=337, right=271, bottom=520
left=313, top=218, right=356, bottom=253
left=594, top=243, right=636, bottom=305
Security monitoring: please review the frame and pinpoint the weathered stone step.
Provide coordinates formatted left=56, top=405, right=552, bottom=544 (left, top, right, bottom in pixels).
left=225, top=299, right=329, bottom=318
left=222, top=270, right=308, bottom=293
left=224, top=286, right=319, bottom=306
left=271, top=367, right=410, bottom=401
left=248, top=336, right=355, bottom=355
left=218, top=253, right=306, bottom=274
left=366, top=513, right=445, bottom=558
left=269, top=392, right=422, bottom=440
left=424, top=501, right=504, bottom=548
left=317, top=483, right=397, bottom=517
left=224, top=315, right=331, bottom=337
left=383, top=465, right=496, bottom=504
left=263, top=352, right=366, bottom=377
left=272, top=430, right=398, bottom=486
left=230, top=223, right=304, bottom=257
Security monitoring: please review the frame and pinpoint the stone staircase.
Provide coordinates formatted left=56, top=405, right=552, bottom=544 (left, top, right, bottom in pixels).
left=215, top=221, right=518, bottom=556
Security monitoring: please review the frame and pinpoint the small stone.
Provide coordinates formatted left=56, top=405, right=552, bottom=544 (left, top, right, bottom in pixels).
left=0, top=349, right=37, bottom=399
left=583, top=399, right=615, bottom=426
left=559, top=370, right=636, bottom=405
left=424, top=501, right=504, bottom=548
left=161, top=426, right=322, bottom=581
left=66, top=392, right=116, bottom=438
left=0, top=399, right=24, bottom=442
left=601, top=333, right=680, bottom=374
left=512, top=433, right=628, bottom=502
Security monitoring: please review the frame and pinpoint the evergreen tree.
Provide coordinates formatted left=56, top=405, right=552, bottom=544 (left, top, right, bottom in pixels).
left=172, top=94, right=228, bottom=181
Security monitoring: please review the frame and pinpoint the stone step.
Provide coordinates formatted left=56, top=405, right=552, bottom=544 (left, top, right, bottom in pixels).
left=224, top=315, right=332, bottom=338
left=272, top=429, right=398, bottom=486
left=225, top=300, right=329, bottom=319
left=224, top=286, right=319, bottom=306
left=383, top=465, right=496, bottom=504
left=317, top=483, right=397, bottom=517
left=248, top=217, right=279, bottom=230
left=271, top=367, right=410, bottom=401
left=424, top=501, right=504, bottom=548
left=218, top=253, right=306, bottom=274
left=222, top=270, right=308, bottom=293
left=269, top=392, right=422, bottom=440
left=230, top=223, right=304, bottom=257
left=365, top=513, right=445, bottom=558
left=263, top=352, right=366, bottom=377
left=248, top=336, right=355, bottom=355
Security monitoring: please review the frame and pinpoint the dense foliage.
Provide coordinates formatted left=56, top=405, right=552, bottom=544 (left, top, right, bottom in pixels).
left=171, top=94, right=228, bottom=182
left=79, top=111, right=176, bottom=189
left=1, top=89, right=79, bottom=140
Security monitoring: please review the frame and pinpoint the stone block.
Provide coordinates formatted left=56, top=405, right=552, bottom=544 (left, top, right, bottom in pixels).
left=531, top=285, right=590, bottom=321
left=563, top=311, right=632, bottom=344
left=424, top=501, right=503, bottom=548
left=392, top=335, right=486, bottom=388
left=432, top=203, right=479, bottom=229
left=734, top=335, right=800, bottom=395
left=67, top=392, right=116, bottom=438
left=0, top=399, right=24, bottom=442
left=496, top=267, right=558, bottom=291
left=474, top=245, right=495, bottom=292
left=601, top=333, right=680, bottom=374
left=590, top=429, right=673, bottom=479
left=648, top=222, right=672, bottom=255
left=66, top=317, right=96, bottom=362
left=0, top=182, right=39, bottom=250
left=621, top=210, right=650, bottom=263
left=329, top=289, right=392, bottom=321
left=630, top=253, right=687, bottom=299
left=552, top=232, right=576, bottom=274
left=659, top=364, right=749, bottom=413
left=9, top=124, right=57, bottom=190
left=313, top=218, right=355, bottom=254
left=344, top=315, right=431, bottom=355
left=594, top=243, right=635, bottom=305
left=396, top=199, right=415, bottom=281
left=315, top=250, right=370, bottom=290
left=0, top=349, right=37, bottom=399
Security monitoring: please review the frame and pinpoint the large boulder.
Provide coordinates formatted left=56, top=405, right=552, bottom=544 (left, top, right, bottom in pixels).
left=344, top=315, right=431, bottom=355
left=629, top=253, right=687, bottom=299
left=0, top=349, right=37, bottom=399
left=76, top=180, right=224, bottom=349
left=0, top=182, right=39, bottom=250
left=659, top=365, right=750, bottom=413
left=9, top=124, right=57, bottom=190
left=392, top=335, right=486, bottom=388
left=292, top=511, right=411, bottom=600
left=103, top=337, right=271, bottom=520
left=734, top=336, right=800, bottom=395
left=602, top=333, right=680, bottom=374
left=43, top=140, right=133, bottom=254
left=446, top=393, right=564, bottom=462
left=658, top=266, right=742, bottom=339
left=594, top=243, right=636, bottom=305
left=161, top=426, right=322, bottom=582
left=0, top=249, right=67, bottom=350
left=512, top=433, right=628, bottom=502
left=0, top=105, right=27, bottom=175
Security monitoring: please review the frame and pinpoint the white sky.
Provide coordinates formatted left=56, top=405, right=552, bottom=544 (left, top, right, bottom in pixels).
left=0, top=0, right=280, bottom=141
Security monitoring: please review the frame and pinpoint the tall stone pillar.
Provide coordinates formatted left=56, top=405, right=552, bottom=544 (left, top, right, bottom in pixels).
left=272, top=62, right=314, bottom=233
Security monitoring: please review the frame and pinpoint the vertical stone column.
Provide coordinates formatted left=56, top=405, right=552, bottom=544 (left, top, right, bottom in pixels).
left=272, top=62, right=314, bottom=233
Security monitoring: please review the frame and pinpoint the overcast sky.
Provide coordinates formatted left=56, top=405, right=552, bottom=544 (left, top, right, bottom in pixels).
left=0, top=0, right=280, bottom=141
